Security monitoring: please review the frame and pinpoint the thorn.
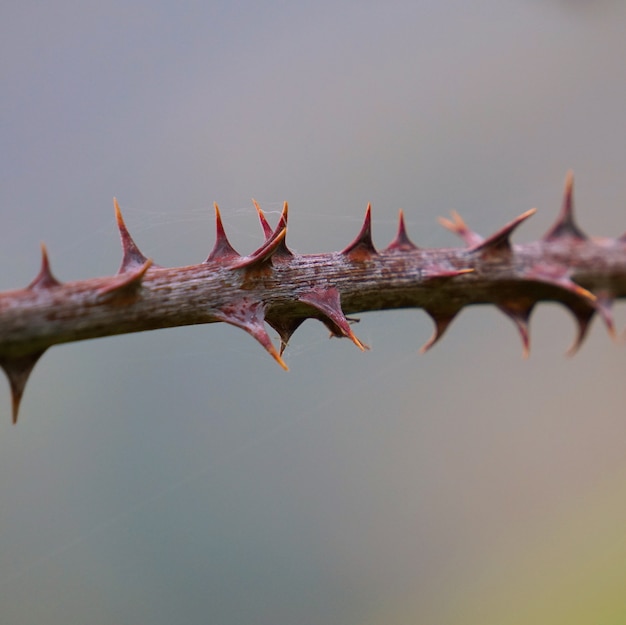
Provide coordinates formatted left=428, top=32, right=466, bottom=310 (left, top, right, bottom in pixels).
left=206, top=202, right=240, bottom=262
left=27, top=243, right=62, bottom=290
left=497, top=300, right=536, bottom=358
left=298, top=287, right=368, bottom=350
left=563, top=305, right=595, bottom=357
left=471, top=208, right=537, bottom=256
left=265, top=315, right=306, bottom=355
left=420, top=308, right=461, bottom=353
left=231, top=227, right=288, bottom=270
left=214, top=299, right=288, bottom=370
left=438, top=210, right=484, bottom=247
left=423, top=267, right=474, bottom=281
left=385, top=210, right=418, bottom=252
left=542, top=171, right=588, bottom=242
left=98, top=259, right=153, bottom=298
left=252, top=199, right=273, bottom=241
left=269, top=201, right=292, bottom=259
left=114, top=198, right=151, bottom=273
left=341, top=204, right=378, bottom=260
left=594, top=292, right=617, bottom=341
left=0, top=350, right=46, bottom=423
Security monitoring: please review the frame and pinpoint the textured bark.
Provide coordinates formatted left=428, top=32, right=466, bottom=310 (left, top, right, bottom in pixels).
left=1, top=173, right=625, bottom=422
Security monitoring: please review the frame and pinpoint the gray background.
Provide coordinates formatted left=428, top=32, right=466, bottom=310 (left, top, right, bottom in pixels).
left=2, top=2, right=626, bottom=623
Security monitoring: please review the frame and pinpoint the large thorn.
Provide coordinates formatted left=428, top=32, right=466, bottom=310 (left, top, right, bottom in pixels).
left=341, top=204, right=378, bottom=260
left=542, top=171, right=588, bottom=242
left=385, top=210, right=419, bottom=252
left=438, top=211, right=484, bottom=247
left=471, top=209, right=537, bottom=257
left=27, top=243, right=62, bottom=290
left=497, top=299, right=536, bottom=358
left=298, top=287, right=368, bottom=350
left=0, top=350, right=46, bottom=423
left=420, top=307, right=461, bottom=353
left=563, top=304, right=596, bottom=357
left=206, top=203, right=240, bottom=262
left=213, top=299, right=288, bottom=370
left=270, top=201, right=293, bottom=259
left=114, top=198, right=151, bottom=272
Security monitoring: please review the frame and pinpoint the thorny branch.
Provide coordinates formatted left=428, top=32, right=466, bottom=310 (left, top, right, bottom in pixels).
left=1, top=173, right=625, bottom=422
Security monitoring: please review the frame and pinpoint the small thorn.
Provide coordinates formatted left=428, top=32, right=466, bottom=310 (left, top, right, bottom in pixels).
left=564, top=305, right=595, bottom=357
left=385, top=210, right=418, bottom=252
left=27, top=243, right=62, bottom=290
left=298, top=287, right=368, bottom=350
left=206, top=203, right=240, bottom=262
left=341, top=204, right=378, bottom=260
left=114, top=198, right=151, bottom=273
left=265, top=315, right=306, bottom=355
left=497, top=300, right=536, bottom=358
left=420, top=308, right=461, bottom=353
left=542, top=171, right=588, bottom=242
left=214, top=299, right=288, bottom=370
left=252, top=199, right=273, bottom=241
left=269, top=201, right=292, bottom=259
left=423, top=267, right=474, bottom=281
left=231, top=227, right=288, bottom=270
left=0, top=350, right=46, bottom=423
left=471, top=209, right=537, bottom=257
left=98, top=259, right=153, bottom=298
left=438, top=210, right=484, bottom=247
left=594, top=292, right=617, bottom=340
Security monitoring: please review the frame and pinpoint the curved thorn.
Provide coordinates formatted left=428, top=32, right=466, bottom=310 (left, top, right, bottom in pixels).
left=214, top=299, right=288, bottom=370
left=385, top=210, right=418, bottom=252
left=420, top=308, right=460, bottom=353
left=542, top=171, right=588, bottom=242
left=98, top=259, right=153, bottom=298
left=231, top=227, right=288, bottom=270
left=265, top=315, right=306, bottom=356
left=497, top=301, right=535, bottom=359
left=471, top=208, right=537, bottom=256
left=206, top=202, right=240, bottom=262
left=298, top=287, right=368, bottom=351
left=341, top=204, right=378, bottom=259
left=27, top=243, right=62, bottom=290
left=114, top=198, right=150, bottom=272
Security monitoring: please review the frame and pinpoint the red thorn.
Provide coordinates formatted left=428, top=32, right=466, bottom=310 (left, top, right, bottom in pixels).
left=438, top=211, right=483, bottom=247
left=265, top=315, right=306, bottom=355
left=252, top=199, right=273, bottom=241
left=471, top=209, right=537, bottom=256
left=269, top=201, right=292, bottom=259
left=98, top=259, right=153, bottom=298
left=423, top=267, right=474, bottom=281
left=563, top=305, right=595, bottom=357
left=594, top=292, right=617, bottom=340
left=206, top=203, right=240, bottom=262
left=542, top=171, right=588, bottom=242
left=27, top=243, right=62, bottom=290
left=214, top=299, right=288, bottom=370
left=231, top=227, right=288, bottom=270
left=114, top=198, right=151, bottom=273
left=0, top=350, right=46, bottom=423
left=298, top=287, right=368, bottom=351
left=341, top=204, right=378, bottom=260
left=497, top=300, right=536, bottom=358
left=385, top=210, right=419, bottom=252
left=420, top=308, right=461, bottom=353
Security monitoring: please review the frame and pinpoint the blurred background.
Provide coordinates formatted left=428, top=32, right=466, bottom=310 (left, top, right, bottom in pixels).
left=2, top=1, right=626, bottom=623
